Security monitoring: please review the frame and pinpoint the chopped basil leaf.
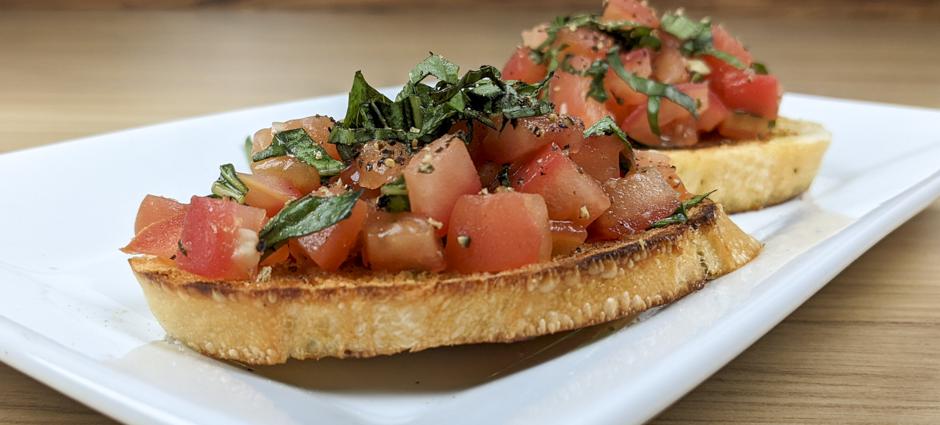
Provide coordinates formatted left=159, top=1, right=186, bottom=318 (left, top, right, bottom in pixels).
left=660, top=13, right=745, bottom=70
left=380, top=176, right=408, bottom=196
left=650, top=190, right=716, bottom=228
left=211, top=163, right=248, bottom=203
left=257, top=190, right=363, bottom=251
left=377, top=178, right=410, bottom=212
left=660, top=13, right=703, bottom=40
left=701, top=48, right=745, bottom=69
left=253, top=128, right=345, bottom=176
left=583, top=116, right=629, bottom=143
left=244, top=136, right=253, bottom=163
left=646, top=96, right=662, bottom=136
left=408, top=53, right=460, bottom=85
left=607, top=48, right=697, bottom=136
left=751, top=62, right=769, bottom=75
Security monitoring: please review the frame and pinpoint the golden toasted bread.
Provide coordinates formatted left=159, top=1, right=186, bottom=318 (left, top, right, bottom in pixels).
left=662, top=118, right=830, bottom=213
left=129, top=200, right=760, bottom=364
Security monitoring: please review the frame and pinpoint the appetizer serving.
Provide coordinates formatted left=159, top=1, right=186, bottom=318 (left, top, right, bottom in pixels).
left=501, top=0, right=830, bottom=212
left=123, top=54, right=760, bottom=364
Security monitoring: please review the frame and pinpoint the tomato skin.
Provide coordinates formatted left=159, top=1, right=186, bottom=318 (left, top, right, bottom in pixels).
left=502, top=47, right=548, bottom=84
left=550, top=220, right=588, bottom=257
left=176, top=197, right=266, bottom=280
left=134, top=195, right=187, bottom=234
left=483, top=114, right=584, bottom=164
left=718, top=112, right=773, bottom=140
left=704, top=24, right=753, bottom=75
left=634, top=150, right=691, bottom=198
left=710, top=70, right=781, bottom=120
left=251, top=157, right=320, bottom=195
left=445, top=192, right=552, bottom=273
left=696, top=91, right=731, bottom=132
left=604, top=49, right=652, bottom=122
left=512, top=145, right=611, bottom=226
left=601, top=0, right=660, bottom=28
left=290, top=199, right=368, bottom=272
left=362, top=211, right=445, bottom=272
left=355, top=140, right=410, bottom=189
left=569, top=134, right=624, bottom=182
left=550, top=64, right=610, bottom=129
left=589, top=169, right=680, bottom=240
left=238, top=172, right=301, bottom=216
left=404, top=135, right=482, bottom=236
left=122, top=211, right=187, bottom=259
left=621, top=83, right=709, bottom=147
left=652, top=35, right=689, bottom=85
left=553, top=28, right=616, bottom=60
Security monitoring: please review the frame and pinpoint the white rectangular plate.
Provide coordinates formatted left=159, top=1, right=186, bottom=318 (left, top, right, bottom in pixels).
left=1, top=93, right=939, bottom=425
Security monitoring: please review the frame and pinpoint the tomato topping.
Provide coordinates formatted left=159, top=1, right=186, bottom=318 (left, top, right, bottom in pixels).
left=601, top=0, right=660, bottom=28
left=502, top=47, right=548, bottom=84
left=635, top=150, right=691, bottom=198
left=238, top=172, right=301, bottom=216
left=604, top=48, right=652, bottom=122
left=553, top=28, right=616, bottom=61
left=589, top=169, right=680, bottom=240
left=696, top=91, right=731, bottom=132
left=550, top=62, right=610, bottom=129
left=512, top=145, right=611, bottom=226
left=569, top=134, right=624, bottom=182
left=355, top=140, right=410, bottom=189
left=652, top=35, right=689, bottom=85
left=362, top=211, right=446, bottom=272
left=621, top=83, right=709, bottom=147
left=718, top=112, right=773, bottom=140
left=251, top=157, right=320, bottom=195
left=445, top=192, right=551, bottom=273
left=710, top=69, right=781, bottom=120
left=134, top=195, right=187, bottom=234
left=259, top=244, right=290, bottom=267
left=404, top=135, right=482, bottom=236
left=483, top=114, right=584, bottom=163
left=122, top=211, right=187, bottom=259
left=176, top=197, right=267, bottom=280
left=272, top=115, right=341, bottom=160
left=550, top=220, right=588, bottom=257
left=290, top=199, right=368, bottom=272
left=704, top=24, right=753, bottom=74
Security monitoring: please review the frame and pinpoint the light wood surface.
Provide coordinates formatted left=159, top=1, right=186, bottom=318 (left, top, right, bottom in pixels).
left=1, top=3, right=938, bottom=424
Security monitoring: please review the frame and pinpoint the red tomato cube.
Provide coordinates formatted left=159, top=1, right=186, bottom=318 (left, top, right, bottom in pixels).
left=512, top=145, right=611, bottom=226
left=483, top=114, right=584, bottom=164
left=550, top=66, right=610, bottom=129
left=239, top=172, right=302, bottom=216
left=550, top=220, right=588, bottom=257
left=589, top=169, right=680, bottom=240
left=176, top=197, right=267, bottom=280
left=569, top=134, right=624, bottom=182
left=501, top=47, right=548, bottom=84
left=600, top=0, right=660, bottom=28
left=696, top=91, right=731, bottom=132
left=134, top=194, right=187, bottom=234
left=445, top=192, right=552, bottom=273
left=122, top=211, right=187, bottom=259
left=404, top=134, right=482, bottom=236
left=362, top=211, right=445, bottom=272
left=290, top=199, right=368, bottom=272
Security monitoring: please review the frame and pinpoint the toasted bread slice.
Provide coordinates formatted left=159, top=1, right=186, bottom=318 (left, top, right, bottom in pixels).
left=129, top=201, right=760, bottom=364
left=662, top=118, right=830, bottom=213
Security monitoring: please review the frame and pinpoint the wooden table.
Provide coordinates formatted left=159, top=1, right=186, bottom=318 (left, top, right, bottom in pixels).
left=1, top=3, right=938, bottom=424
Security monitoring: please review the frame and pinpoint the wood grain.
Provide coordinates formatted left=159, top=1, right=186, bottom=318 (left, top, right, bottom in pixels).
left=0, top=3, right=938, bottom=424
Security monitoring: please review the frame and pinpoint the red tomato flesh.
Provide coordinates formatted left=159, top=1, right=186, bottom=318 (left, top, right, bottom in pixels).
left=550, top=220, right=588, bottom=257
left=710, top=70, right=781, bottom=120
left=718, top=112, right=773, bottom=140
left=363, top=211, right=446, bottom=272
left=355, top=140, right=410, bottom=189
left=696, top=91, right=731, bottom=132
left=176, top=197, right=266, bottom=280
left=445, top=192, right=552, bottom=273
left=604, top=48, right=652, bottom=122
left=589, top=169, right=680, bottom=240
left=601, top=0, right=660, bottom=28
left=251, top=157, right=320, bottom=195
left=273, top=115, right=341, bottom=160
left=122, top=211, right=187, bottom=259
left=404, top=134, right=482, bottom=236
left=704, top=24, right=753, bottom=74
left=134, top=195, right=187, bottom=234
left=502, top=47, right=548, bottom=84
left=512, top=145, right=611, bottom=226
left=483, top=114, right=584, bottom=163
left=553, top=28, right=616, bottom=61
left=621, top=83, right=709, bottom=147
left=290, top=199, right=368, bottom=272
left=238, top=172, right=301, bottom=216
left=569, top=134, right=624, bottom=182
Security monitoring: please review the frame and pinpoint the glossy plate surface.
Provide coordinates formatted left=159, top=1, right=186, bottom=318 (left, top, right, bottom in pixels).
left=1, top=92, right=938, bottom=425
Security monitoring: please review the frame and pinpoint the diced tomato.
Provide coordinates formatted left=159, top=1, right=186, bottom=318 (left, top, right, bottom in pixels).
left=589, top=169, right=680, bottom=240
left=710, top=69, right=781, bottom=120
left=704, top=24, right=753, bottom=75
left=550, top=63, right=610, bottom=129
left=290, top=199, right=367, bottom=272
left=569, top=134, right=624, bottom=182
left=512, top=145, right=610, bottom=226
left=250, top=128, right=274, bottom=156
left=502, top=47, right=548, bottom=84
left=122, top=211, right=186, bottom=259
left=404, top=135, right=482, bottom=236
left=445, top=192, right=551, bottom=273
left=634, top=150, right=691, bottom=198
left=621, top=83, right=709, bottom=147
left=176, top=197, right=266, bottom=280
left=483, top=114, right=584, bottom=163
left=134, top=195, right=187, bottom=234
left=238, top=172, right=301, bottom=216
left=251, top=157, right=320, bottom=195
left=477, top=161, right=503, bottom=190
left=652, top=35, right=689, bottom=85
left=696, top=91, right=731, bottom=132
left=604, top=48, right=652, bottom=122
left=259, top=244, right=290, bottom=267
left=550, top=220, right=588, bottom=257
left=272, top=115, right=341, bottom=160
left=600, top=0, right=660, bottom=28
left=553, top=28, right=616, bottom=61
left=362, top=211, right=445, bottom=272
left=355, top=140, right=410, bottom=189
left=718, top=112, right=774, bottom=140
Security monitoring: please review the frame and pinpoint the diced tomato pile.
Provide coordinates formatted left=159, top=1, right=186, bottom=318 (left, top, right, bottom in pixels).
left=124, top=112, right=690, bottom=277
left=501, top=0, right=782, bottom=146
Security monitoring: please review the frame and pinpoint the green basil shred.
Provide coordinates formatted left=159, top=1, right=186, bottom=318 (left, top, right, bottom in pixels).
left=257, top=190, right=363, bottom=252
left=650, top=190, right=716, bottom=228
left=252, top=128, right=345, bottom=176
left=211, top=163, right=249, bottom=203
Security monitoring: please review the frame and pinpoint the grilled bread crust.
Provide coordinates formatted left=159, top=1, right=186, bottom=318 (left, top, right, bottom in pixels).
left=129, top=201, right=760, bottom=365
left=663, top=118, right=831, bottom=213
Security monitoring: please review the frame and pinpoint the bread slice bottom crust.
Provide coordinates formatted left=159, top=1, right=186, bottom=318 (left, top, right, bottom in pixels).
left=129, top=201, right=761, bottom=365
left=663, top=118, right=831, bottom=213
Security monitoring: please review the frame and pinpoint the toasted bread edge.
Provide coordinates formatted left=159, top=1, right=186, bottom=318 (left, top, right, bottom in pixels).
left=663, top=117, right=831, bottom=213
left=129, top=201, right=761, bottom=365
